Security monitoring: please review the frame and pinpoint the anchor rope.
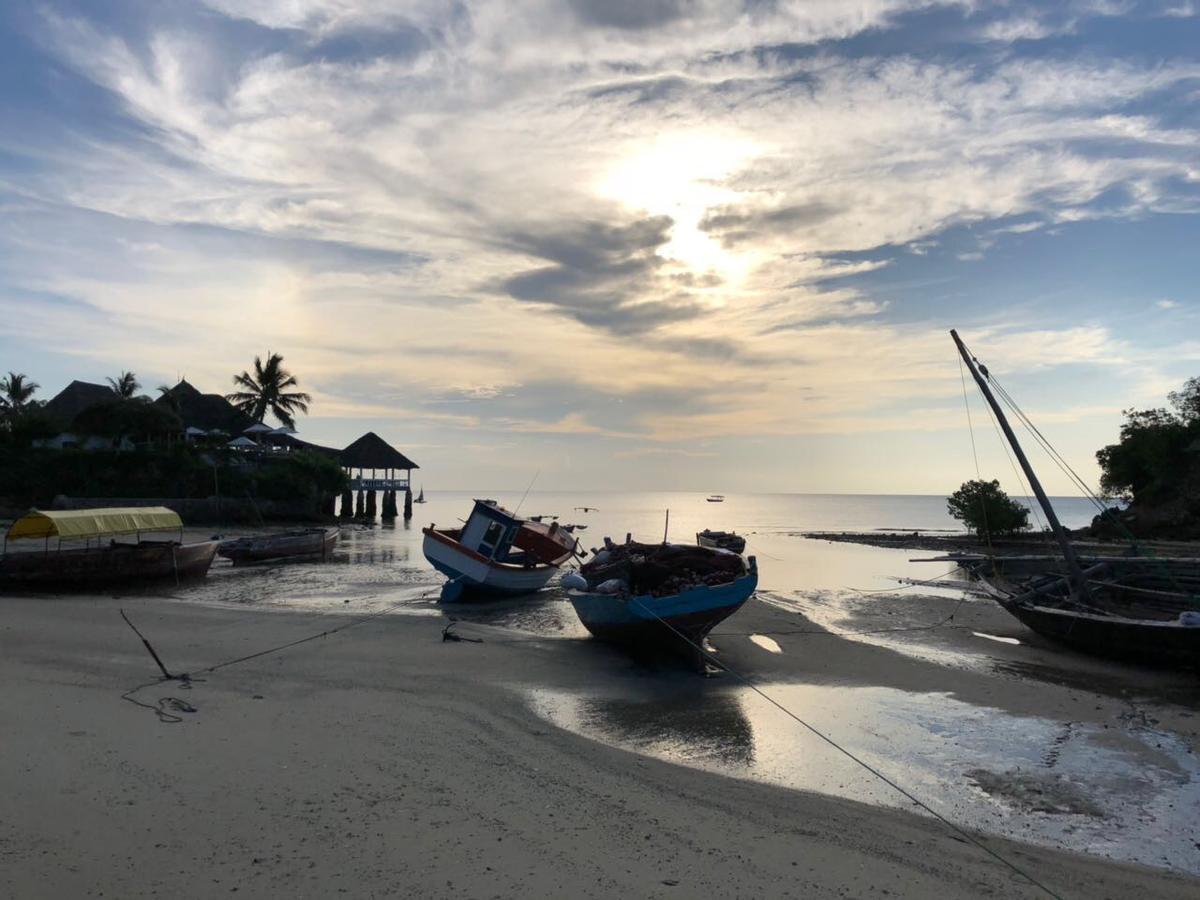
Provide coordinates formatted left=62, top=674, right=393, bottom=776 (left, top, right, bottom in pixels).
left=627, top=596, right=1063, bottom=900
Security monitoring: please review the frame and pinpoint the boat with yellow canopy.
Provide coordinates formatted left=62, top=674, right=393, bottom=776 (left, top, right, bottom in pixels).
left=1, top=507, right=219, bottom=589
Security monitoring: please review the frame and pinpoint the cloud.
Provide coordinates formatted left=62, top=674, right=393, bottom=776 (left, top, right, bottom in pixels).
left=2, top=0, right=1199, bottom=489
left=1157, top=298, right=1180, bottom=309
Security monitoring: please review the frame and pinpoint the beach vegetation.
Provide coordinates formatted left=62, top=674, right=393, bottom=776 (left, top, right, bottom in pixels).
left=107, top=371, right=141, bottom=399
left=947, top=479, right=1030, bottom=537
left=226, top=352, right=311, bottom=428
left=1092, top=376, right=1200, bottom=538
left=0, top=371, right=40, bottom=418
left=72, top=398, right=183, bottom=444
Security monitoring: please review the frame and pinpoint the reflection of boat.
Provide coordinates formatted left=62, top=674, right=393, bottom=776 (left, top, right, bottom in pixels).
left=1, top=507, right=219, bottom=589
left=697, top=529, right=746, bottom=554
left=577, top=690, right=754, bottom=767
left=218, top=526, right=339, bottom=565
left=414, top=487, right=426, bottom=504
left=566, top=538, right=757, bottom=666
left=952, top=329, right=1200, bottom=665
left=706, top=495, right=725, bottom=503
left=422, top=499, right=578, bottom=601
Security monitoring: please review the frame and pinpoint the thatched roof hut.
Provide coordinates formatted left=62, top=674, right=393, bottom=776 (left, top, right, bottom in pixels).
left=42, top=380, right=117, bottom=429
left=156, top=379, right=254, bottom=434
left=340, top=432, right=419, bottom=471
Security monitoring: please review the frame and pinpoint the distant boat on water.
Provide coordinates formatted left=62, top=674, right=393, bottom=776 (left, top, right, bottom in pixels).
left=414, top=487, right=426, bottom=504
left=0, top=507, right=219, bottom=589
left=564, top=538, right=757, bottom=668
left=706, top=495, right=725, bottom=503
left=422, top=499, right=577, bottom=601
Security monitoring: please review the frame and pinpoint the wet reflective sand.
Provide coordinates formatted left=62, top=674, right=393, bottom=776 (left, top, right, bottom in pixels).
left=139, top=492, right=1198, bottom=877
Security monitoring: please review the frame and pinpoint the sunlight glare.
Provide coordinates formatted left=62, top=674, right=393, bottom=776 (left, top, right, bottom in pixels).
left=598, top=132, right=760, bottom=289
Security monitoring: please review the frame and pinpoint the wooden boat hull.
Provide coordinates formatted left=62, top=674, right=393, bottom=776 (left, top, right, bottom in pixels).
left=218, top=527, right=339, bottom=565
left=569, top=566, right=757, bottom=651
left=696, top=531, right=746, bottom=554
left=0, top=540, right=220, bottom=590
left=996, top=596, right=1200, bottom=665
left=422, top=528, right=560, bottom=601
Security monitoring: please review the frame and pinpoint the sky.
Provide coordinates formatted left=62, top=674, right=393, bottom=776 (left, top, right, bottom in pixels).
left=1, top=1, right=1198, bottom=494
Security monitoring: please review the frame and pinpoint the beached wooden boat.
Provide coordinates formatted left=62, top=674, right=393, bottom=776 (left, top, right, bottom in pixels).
left=696, top=529, right=746, bottom=554
left=0, top=507, right=219, bottom=590
left=422, top=499, right=578, bottom=601
left=218, top=526, right=339, bottom=565
left=565, top=539, right=757, bottom=665
left=951, top=329, right=1200, bottom=665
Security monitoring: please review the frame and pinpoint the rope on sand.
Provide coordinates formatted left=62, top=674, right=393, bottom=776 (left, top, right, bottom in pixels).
left=628, top=598, right=1064, bottom=900
left=119, top=578, right=464, bottom=721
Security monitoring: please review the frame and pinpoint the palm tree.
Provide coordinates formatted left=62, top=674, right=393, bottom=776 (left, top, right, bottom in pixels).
left=0, top=372, right=39, bottom=417
left=107, top=370, right=140, bottom=399
left=226, top=352, right=312, bottom=428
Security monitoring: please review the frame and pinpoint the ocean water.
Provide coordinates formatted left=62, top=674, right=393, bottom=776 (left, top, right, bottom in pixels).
left=188, top=490, right=1103, bottom=613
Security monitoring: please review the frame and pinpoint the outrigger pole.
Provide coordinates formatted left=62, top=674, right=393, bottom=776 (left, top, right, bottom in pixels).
left=950, top=329, right=1093, bottom=604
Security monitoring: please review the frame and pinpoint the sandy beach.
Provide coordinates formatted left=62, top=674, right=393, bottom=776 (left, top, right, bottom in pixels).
left=3, top=568, right=1198, bottom=899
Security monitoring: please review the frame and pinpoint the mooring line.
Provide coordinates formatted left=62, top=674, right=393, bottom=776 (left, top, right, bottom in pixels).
left=119, top=579, right=462, bottom=719
left=628, top=596, right=1064, bottom=900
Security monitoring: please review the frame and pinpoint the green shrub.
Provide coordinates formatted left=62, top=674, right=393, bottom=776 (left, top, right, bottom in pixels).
left=947, top=479, right=1030, bottom=537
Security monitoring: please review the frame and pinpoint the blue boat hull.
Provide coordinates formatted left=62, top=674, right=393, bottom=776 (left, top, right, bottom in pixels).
left=569, top=568, right=757, bottom=651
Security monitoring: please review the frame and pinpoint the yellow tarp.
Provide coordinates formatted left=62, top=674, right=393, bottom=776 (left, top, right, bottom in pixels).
left=6, top=507, right=183, bottom=542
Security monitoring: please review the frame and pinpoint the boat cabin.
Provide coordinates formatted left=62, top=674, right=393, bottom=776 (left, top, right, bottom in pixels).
left=460, top=500, right=524, bottom=560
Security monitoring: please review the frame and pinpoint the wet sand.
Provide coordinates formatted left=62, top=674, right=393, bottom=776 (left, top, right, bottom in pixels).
left=3, top=583, right=1199, bottom=899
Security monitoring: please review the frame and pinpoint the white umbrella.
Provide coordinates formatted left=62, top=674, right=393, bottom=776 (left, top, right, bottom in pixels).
left=185, top=426, right=207, bottom=437
left=243, top=423, right=274, bottom=435
left=272, top=425, right=298, bottom=435
left=227, top=436, right=256, bottom=448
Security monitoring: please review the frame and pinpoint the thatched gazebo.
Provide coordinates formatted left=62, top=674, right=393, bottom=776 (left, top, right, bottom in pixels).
left=339, top=432, right=420, bottom=520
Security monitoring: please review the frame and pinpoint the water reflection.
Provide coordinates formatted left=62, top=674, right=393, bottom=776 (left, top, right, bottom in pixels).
left=530, top=681, right=1200, bottom=875
left=533, top=687, right=754, bottom=768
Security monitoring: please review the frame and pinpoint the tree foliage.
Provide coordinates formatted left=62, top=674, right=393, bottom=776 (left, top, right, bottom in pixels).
left=226, top=352, right=312, bottom=428
left=0, top=371, right=39, bottom=417
left=72, top=398, right=182, bottom=443
left=946, top=479, right=1030, bottom=537
left=1096, top=376, right=1200, bottom=504
left=107, top=371, right=141, bottom=399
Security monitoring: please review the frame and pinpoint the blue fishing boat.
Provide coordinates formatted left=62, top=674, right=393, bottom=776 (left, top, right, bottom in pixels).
left=422, top=499, right=578, bottom=601
left=565, top=539, right=757, bottom=665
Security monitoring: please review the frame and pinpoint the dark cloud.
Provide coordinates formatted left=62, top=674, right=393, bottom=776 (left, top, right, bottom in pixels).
left=496, top=215, right=709, bottom=335
left=567, top=0, right=696, bottom=31
left=699, top=201, right=836, bottom=247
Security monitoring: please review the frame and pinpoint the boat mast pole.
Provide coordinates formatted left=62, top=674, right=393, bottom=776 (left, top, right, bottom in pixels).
left=950, top=329, right=1092, bottom=603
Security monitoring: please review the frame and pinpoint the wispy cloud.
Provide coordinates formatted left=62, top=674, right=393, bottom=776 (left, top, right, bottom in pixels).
left=1, top=0, right=1197, bottom=488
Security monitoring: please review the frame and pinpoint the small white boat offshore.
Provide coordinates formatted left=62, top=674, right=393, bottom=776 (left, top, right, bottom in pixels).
left=696, top=529, right=746, bottom=554
left=422, top=499, right=578, bottom=601
left=706, top=494, right=725, bottom=503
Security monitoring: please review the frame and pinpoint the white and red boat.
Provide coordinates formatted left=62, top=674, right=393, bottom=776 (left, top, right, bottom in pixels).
left=422, top=499, right=578, bottom=601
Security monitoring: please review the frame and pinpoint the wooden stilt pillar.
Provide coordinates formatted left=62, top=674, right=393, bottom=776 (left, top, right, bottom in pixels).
left=403, top=487, right=413, bottom=520
left=365, top=489, right=377, bottom=520
left=339, top=488, right=353, bottom=519
left=354, top=489, right=365, bottom=518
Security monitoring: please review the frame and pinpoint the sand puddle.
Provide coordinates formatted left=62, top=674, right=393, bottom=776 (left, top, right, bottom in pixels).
left=748, top=634, right=783, bottom=653
left=527, top=682, right=1200, bottom=874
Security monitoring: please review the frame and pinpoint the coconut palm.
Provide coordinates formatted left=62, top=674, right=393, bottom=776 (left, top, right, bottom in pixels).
left=107, top=370, right=140, bottom=399
left=226, top=352, right=311, bottom=428
left=0, top=371, right=39, bottom=417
